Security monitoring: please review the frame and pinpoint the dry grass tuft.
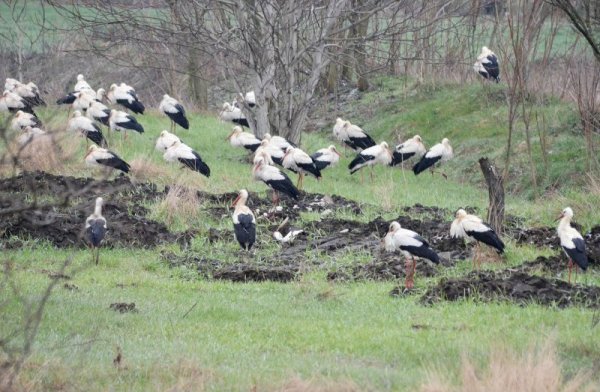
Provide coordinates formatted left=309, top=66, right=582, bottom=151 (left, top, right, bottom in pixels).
left=129, top=157, right=172, bottom=183
left=421, top=340, right=595, bottom=392
left=274, top=377, right=360, bottom=392
left=155, top=184, right=201, bottom=226
left=162, top=360, right=213, bottom=392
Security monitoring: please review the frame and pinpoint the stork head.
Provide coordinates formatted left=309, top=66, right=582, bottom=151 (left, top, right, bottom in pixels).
left=15, top=110, right=24, bottom=117
left=380, top=141, right=389, bottom=149
left=226, top=126, right=242, bottom=141
left=222, top=102, right=231, bottom=110
left=97, top=87, right=106, bottom=98
left=72, top=110, right=82, bottom=118
left=77, top=74, right=85, bottom=81
left=283, top=146, right=294, bottom=159
left=109, top=84, right=117, bottom=91
left=336, top=117, right=343, bottom=124
left=253, top=156, right=265, bottom=171
left=455, top=208, right=467, bottom=219
left=414, top=135, right=422, bottom=142
left=388, top=221, right=401, bottom=233
left=231, top=189, right=249, bottom=208
left=263, top=133, right=272, bottom=140
left=556, top=207, right=574, bottom=221
left=442, top=138, right=450, bottom=145
left=85, top=144, right=99, bottom=158
left=342, top=121, right=351, bottom=128
left=160, top=130, right=168, bottom=137
left=328, top=145, right=341, bottom=156
left=163, top=94, right=170, bottom=100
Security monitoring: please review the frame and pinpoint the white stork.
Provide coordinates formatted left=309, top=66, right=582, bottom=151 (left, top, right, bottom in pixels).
left=85, top=145, right=130, bottom=173
left=231, top=189, right=256, bottom=251
left=219, top=102, right=249, bottom=127
left=556, top=207, right=588, bottom=283
left=68, top=111, right=106, bottom=146
left=263, top=133, right=295, bottom=151
left=282, top=146, right=321, bottom=189
left=253, top=156, right=300, bottom=204
left=391, top=135, right=427, bottom=166
left=412, top=138, right=453, bottom=177
left=227, top=126, right=261, bottom=152
left=159, top=94, right=189, bottom=131
left=339, top=120, right=376, bottom=151
left=163, top=140, right=211, bottom=177
left=311, top=145, right=341, bottom=171
left=384, top=221, right=440, bottom=290
left=109, top=109, right=144, bottom=139
left=86, top=100, right=111, bottom=126
left=348, top=141, right=392, bottom=179
left=243, top=91, right=256, bottom=107
left=74, top=74, right=93, bottom=92
left=17, top=126, right=47, bottom=146
left=6, top=79, right=45, bottom=107
left=1, top=90, right=34, bottom=114
left=107, top=83, right=145, bottom=114
left=11, top=110, right=42, bottom=131
left=474, top=46, right=500, bottom=83
left=254, top=141, right=281, bottom=166
left=85, top=197, right=107, bottom=265
left=155, top=130, right=181, bottom=152
left=450, top=209, right=505, bottom=269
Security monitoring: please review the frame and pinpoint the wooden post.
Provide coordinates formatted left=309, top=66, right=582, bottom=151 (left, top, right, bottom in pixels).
left=479, top=157, right=504, bottom=234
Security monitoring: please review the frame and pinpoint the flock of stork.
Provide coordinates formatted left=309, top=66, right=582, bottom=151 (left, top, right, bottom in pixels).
left=0, top=46, right=590, bottom=289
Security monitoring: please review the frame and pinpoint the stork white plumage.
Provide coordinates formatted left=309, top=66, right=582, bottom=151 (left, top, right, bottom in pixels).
left=412, top=138, right=453, bottom=178
left=254, top=141, right=281, bottom=166
left=74, top=74, right=93, bottom=92
left=450, top=209, right=505, bottom=269
left=556, top=207, right=588, bottom=283
left=253, top=156, right=300, bottom=204
left=339, top=120, right=376, bottom=151
left=159, top=94, right=189, bottom=131
left=163, top=140, right=210, bottom=177
left=155, top=130, right=181, bottom=152
left=391, top=135, right=427, bottom=166
left=107, top=83, right=145, bottom=114
left=17, top=126, right=47, bottom=146
left=72, top=90, right=97, bottom=113
left=227, top=126, right=261, bottom=152
left=474, top=46, right=500, bottom=83
left=282, top=146, right=321, bottom=189
left=6, top=79, right=45, bottom=107
left=86, top=100, right=111, bottom=126
left=85, top=197, right=107, bottom=265
left=109, top=109, right=144, bottom=141
left=348, top=141, right=392, bottom=179
left=11, top=110, right=42, bottom=131
left=311, top=145, right=341, bottom=171
left=263, top=133, right=295, bottom=151
left=68, top=111, right=106, bottom=147
left=384, top=221, right=440, bottom=289
left=231, top=189, right=256, bottom=251
left=219, top=102, right=249, bottom=127
left=1, top=90, right=34, bottom=114
left=85, top=145, right=130, bottom=173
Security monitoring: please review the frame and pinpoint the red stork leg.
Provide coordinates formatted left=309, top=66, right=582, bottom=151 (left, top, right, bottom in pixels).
left=404, top=256, right=415, bottom=290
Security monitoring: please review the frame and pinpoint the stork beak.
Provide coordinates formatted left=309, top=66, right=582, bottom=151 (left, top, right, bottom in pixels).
left=555, top=212, right=564, bottom=222
left=225, top=130, right=235, bottom=141
left=231, top=194, right=241, bottom=208
left=333, top=148, right=341, bottom=158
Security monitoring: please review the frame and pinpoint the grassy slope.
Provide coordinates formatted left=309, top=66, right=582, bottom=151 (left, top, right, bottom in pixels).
left=1, top=80, right=600, bottom=390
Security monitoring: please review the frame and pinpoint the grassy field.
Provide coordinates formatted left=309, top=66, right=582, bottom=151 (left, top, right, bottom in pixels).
left=1, top=79, right=600, bottom=390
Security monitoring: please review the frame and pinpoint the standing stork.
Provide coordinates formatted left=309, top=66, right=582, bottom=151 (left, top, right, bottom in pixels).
left=262, top=133, right=296, bottom=151
left=163, top=140, right=211, bottom=177
left=159, top=94, right=189, bottom=131
left=253, top=156, right=300, bottom=204
left=1, top=90, right=34, bottom=114
left=474, top=46, right=500, bottom=83
left=450, top=209, right=505, bottom=269
left=68, top=111, right=106, bottom=147
left=282, top=146, right=321, bottom=189
left=384, top=221, right=440, bottom=290
left=107, top=83, right=145, bottom=114
left=85, top=197, right=107, bottom=265
left=6, top=79, right=45, bottom=107
left=311, top=145, right=341, bottom=171
left=254, top=139, right=285, bottom=166
left=219, top=102, right=249, bottom=127
left=109, top=109, right=144, bottom=141
left=155, top=130, right=181, bottom=152
left=17, top=126, right=47, bottom=146
left=227, top=126, right=262, bottom=152
left=74, top=74, right=93, bottom=92
left=556, top=207, right=588, bottom=283
left=340, top=120, right=376, bottom=151
left=85, top=145, right=130, bottom=173
left=86, top=100, right=111, bottom=126
left=348, top=141, right=392, bottom=180
left=412, top=138, right=453, bottom=178
left=231, top=189, right=256, bottom=252
left=391, top=135, right=427, bottom=166
left=11, top=110, right=42, bottom=131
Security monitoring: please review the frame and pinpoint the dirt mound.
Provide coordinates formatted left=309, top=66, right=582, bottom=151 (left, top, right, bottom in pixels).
left=110, top=302, right=138, bottom=313
left=510, top=255, right=598, bottom=275
left=421, top=270, right=600, bottom=308
left=161, top=252, right=298, bottom=282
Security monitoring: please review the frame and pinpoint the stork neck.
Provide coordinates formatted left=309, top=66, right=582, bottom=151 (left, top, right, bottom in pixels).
left=558, top=216, right=571, bottom=231
left=94, top=201, right=103, bottom=217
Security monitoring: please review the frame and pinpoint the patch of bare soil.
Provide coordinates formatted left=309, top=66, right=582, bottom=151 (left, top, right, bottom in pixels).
left=508, top=254, right=598, bottom=275
left=420, top=270, right=600, bottom=308
left=109, top=302, right=138, bottom=313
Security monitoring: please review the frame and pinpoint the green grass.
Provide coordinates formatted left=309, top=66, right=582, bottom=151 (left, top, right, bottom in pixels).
left=2, top=78, right=600, bottom=390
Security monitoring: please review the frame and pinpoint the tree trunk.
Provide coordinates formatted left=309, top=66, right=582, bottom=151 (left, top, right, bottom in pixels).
left=187, top=47, right=208, bottom=110
left=479, top=157, right=504, bottom=234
